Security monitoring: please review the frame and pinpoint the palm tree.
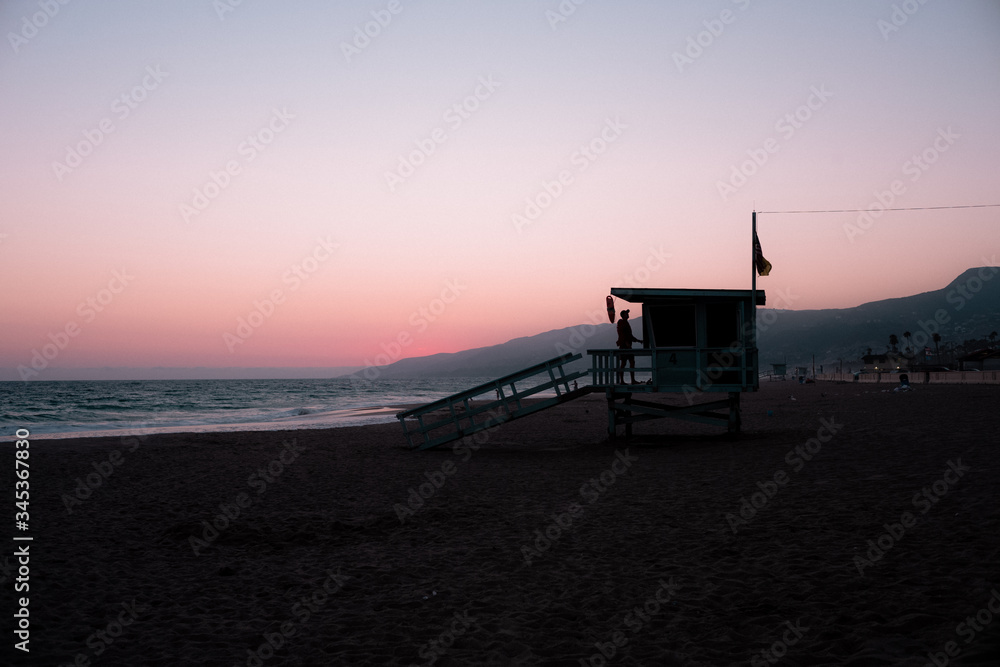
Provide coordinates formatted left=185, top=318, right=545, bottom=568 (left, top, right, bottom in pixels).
left=932, top=333, right=941, bottom=361
left=888, top=334, right=899, bottom=353
left=990, top=331, right=998, bottom=347
left=903, top=331, right=912, bottom=353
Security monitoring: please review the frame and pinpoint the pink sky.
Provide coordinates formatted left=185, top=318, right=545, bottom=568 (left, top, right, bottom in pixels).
left=1, top=1, right=998, bottom=380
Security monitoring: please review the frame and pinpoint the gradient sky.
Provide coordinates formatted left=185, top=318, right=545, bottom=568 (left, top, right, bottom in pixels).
left=2, top=0, right=998, bottom=380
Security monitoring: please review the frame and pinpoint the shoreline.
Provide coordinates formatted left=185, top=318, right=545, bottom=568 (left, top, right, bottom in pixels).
left=2, top=379, right=570, bottom=443
left=7, top=393, right=560, bottom=443
left=9, top=378, right=994, bottom=445
left=10, top=374, right=994, bottom=443
left=2, top=401, right=432, bottom=443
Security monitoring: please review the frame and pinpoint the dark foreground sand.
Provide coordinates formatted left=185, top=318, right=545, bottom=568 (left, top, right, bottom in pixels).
left=4, top=381, right=1000, bottom=666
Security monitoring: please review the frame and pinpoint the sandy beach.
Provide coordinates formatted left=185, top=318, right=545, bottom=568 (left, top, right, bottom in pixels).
left=5, top=380, right=1000, bottom=666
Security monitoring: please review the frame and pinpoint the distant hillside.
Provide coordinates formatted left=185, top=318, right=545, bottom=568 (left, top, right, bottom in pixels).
left=364, top=321, right=625, bottom=379
left=352, top=268, right=1000, bottom=379
left=756, top=267, right=1000, bottom=368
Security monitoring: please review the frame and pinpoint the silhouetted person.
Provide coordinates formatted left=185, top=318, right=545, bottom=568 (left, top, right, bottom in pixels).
left=616, top=309, right=643, bottom=384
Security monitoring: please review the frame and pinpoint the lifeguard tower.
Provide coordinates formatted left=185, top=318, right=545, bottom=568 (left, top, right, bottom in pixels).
left=588, top=288, right=764, bottom=438
left=396, top=288, right=765, bottom=448
left=396, top=213, right=771, bottom=449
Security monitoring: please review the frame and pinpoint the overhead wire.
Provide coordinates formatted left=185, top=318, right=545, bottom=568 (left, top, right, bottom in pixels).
left=756, top=204, right=1000, bottom=214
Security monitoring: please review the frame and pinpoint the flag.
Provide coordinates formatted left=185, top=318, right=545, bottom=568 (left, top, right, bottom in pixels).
left=753, top=229, right=772, bottom=276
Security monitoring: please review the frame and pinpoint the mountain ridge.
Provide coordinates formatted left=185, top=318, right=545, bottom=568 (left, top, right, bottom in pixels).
left=351, top=267, right=1000, bottom=379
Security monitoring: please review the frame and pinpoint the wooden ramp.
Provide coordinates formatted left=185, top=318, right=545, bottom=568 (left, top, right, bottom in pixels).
left=396, top=353, right=592, bottom=450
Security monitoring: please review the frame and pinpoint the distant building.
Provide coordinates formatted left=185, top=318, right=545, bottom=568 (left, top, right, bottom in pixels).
left=861, top=352, right=908, bottom=373
left=957, top=348, right=1000, bottom=371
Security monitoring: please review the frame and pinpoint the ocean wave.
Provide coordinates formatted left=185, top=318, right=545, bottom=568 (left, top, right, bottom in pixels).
left=0, top=377, right=517, bottom=440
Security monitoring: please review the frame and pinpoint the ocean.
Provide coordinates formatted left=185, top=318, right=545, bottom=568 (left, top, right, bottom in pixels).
left=0, top=377, right=540, bottom=441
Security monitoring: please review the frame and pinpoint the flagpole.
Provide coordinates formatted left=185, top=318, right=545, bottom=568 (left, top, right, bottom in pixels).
left=751, top=210, right=757, bottom=351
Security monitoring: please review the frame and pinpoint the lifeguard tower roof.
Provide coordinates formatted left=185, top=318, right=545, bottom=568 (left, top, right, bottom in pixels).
left=611, top=287, right=766, bottom=305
